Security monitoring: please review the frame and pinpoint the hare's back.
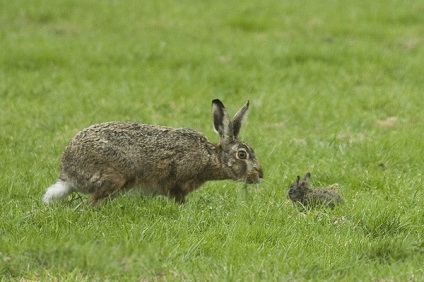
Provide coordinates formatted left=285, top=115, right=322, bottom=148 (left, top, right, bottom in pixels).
left=71, top=122, right=205, bottom=144
left=61, top=122, right=210, bottom=174
left=311, top=189, right=343, bottom=202
left=67, top=121, right=208, bottom=152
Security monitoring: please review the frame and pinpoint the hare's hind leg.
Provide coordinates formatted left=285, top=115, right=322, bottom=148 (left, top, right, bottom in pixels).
left=89, top=172, right=128, bottom=206
left=43, top=180, right=73, bottom=203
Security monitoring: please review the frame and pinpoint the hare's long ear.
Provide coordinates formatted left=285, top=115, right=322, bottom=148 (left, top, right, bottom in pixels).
left=303, top=172, right=311, bottom=183
left=232, top=100, right=249, bottom=139
left=296, top=175, right=301, bottom=185
left=212, top=99, right=233, bottom=142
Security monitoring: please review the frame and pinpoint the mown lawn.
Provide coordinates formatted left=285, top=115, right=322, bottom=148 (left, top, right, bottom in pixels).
left=1, top=0, right=423, bottom=281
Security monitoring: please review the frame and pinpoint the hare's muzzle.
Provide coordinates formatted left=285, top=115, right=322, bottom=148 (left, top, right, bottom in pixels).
left=245, top=166, right=264, bottom=184
left=256, top=166, right=264, bottom=182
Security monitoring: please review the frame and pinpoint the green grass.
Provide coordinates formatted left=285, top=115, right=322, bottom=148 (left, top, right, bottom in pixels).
left=1, top=0, right=424, bottom=280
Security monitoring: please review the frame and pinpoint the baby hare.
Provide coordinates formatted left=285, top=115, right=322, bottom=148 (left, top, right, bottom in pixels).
left=43, top=99, right=263, bottom=205
left=288, top=172, right=343, bottom=209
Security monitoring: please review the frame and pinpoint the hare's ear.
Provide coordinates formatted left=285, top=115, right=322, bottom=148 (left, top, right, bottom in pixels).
left=296, top=175, right=301, bottom=185
left=303, top=172, right=311, bottom=182
left=232, top=100, right=249, bottom=139
left=212, top=99, right=233, bottom=142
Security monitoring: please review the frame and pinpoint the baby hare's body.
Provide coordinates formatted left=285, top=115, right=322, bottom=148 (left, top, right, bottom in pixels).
left=288, top=173, right=343, bottom=209
left=43, top=100, right=263, bottom=205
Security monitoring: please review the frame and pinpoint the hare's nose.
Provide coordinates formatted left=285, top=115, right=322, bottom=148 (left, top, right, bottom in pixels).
left=256, top=166, right=264, bottom=179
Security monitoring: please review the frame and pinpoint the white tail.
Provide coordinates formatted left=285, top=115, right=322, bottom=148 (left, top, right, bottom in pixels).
left=42, top=180, right=72, bottom=203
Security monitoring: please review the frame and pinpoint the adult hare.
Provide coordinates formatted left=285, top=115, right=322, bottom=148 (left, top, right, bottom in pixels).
left=43, top=99, right=263, bottom=205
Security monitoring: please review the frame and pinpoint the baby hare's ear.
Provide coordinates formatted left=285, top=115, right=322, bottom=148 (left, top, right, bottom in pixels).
left=232, top=100, right=249, bottom=139
left=303, top=172, right=311, bottom=183
left=296, top=175, right=301, bottom=185
left=212, top=99, right=233, bottom=142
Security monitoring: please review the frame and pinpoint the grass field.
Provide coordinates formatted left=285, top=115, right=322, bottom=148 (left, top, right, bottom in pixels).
left=1, top=0, right=424, bottom=281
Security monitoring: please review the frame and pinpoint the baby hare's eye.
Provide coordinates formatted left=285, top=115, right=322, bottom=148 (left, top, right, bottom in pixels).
left=237, top=148, right=248, bottom=160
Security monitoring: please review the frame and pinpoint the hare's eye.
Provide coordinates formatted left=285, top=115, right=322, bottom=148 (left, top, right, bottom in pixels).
left=237, top=149, right=248, bottom=160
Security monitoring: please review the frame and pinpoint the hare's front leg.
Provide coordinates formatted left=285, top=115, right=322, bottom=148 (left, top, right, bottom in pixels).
left=169, top=181, right=205, bottom=204
left=169, top=185, right=187, bottom=204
